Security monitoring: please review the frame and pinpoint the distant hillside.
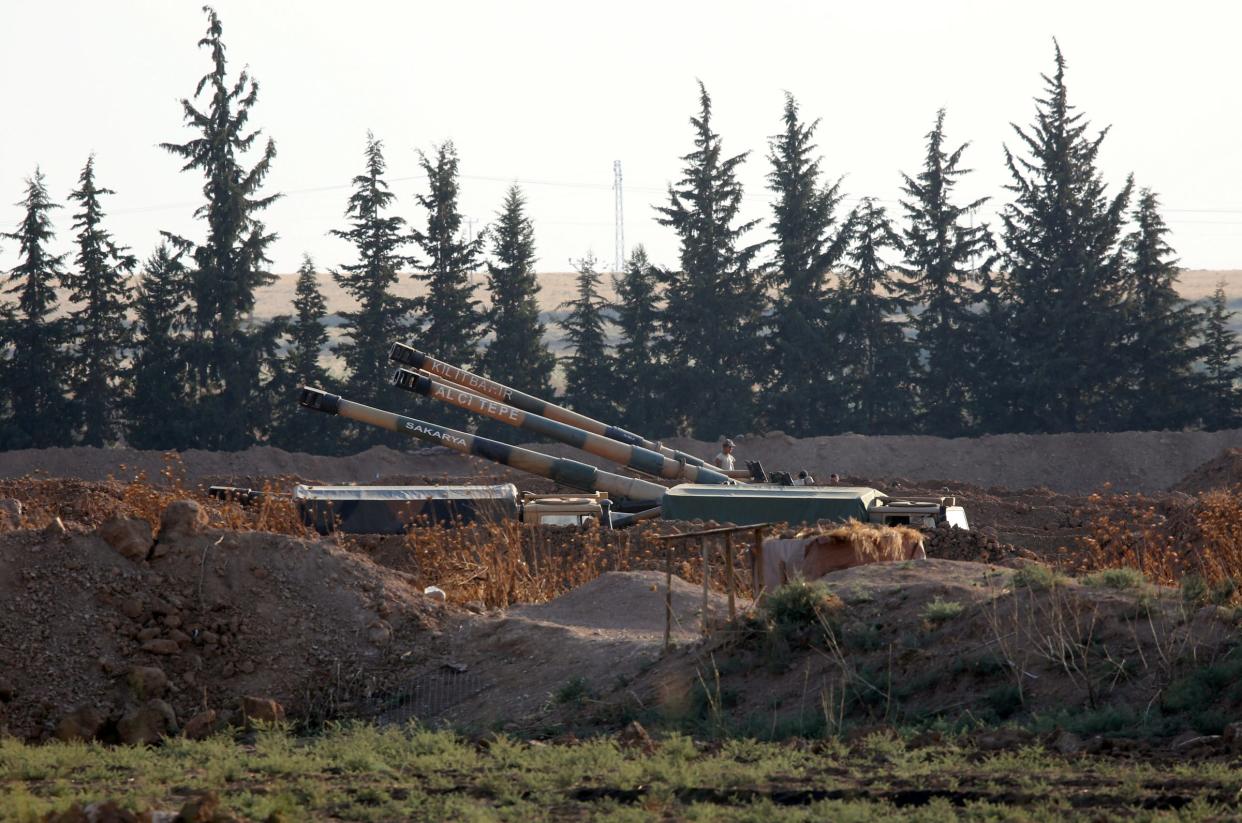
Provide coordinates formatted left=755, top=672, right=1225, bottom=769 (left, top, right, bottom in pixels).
left=251, top=268, right=1242, bottom=325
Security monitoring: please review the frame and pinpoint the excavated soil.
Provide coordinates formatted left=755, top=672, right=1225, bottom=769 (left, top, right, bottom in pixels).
left=2, top=426, right=1242, bottom=494
left=2, top=441, right=1241, bottom=743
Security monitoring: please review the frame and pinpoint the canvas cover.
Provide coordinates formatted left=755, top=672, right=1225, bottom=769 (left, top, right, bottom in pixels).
left=660, top=484, right=884, bottom=526
left=293, top=484, right=520, bottom=534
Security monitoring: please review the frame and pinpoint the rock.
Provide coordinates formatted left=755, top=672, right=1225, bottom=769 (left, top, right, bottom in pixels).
left=1050, top=729, right=1083, bottom=755
left=120, top=597, right=145, bottom=620
left=973, top=727, right=1034, bottom=751
left=367, top=619, right=392, bottom=646
left=168, top=629, right=192, bottom=647
left=617, top=720, right=656, bottom=754
left=1223, top=721, right=1242, bottom=752
left=117, top=698, right=178, bottom=745
left=137, top=627, right=162, bottom=642
left=239, top=696, right=285, bottom=725
left=0, top=498, right=21, bottom=527
left=42, top=517, right=68, bottom=538
left=423, top=585, right=447, bottom=602
left=98, top=516, right=153, bottom=561
left=45, top=801, right=141, bottom=823
left=238, top=660, right=255, bottom=674
left=141, top=639, right=180, bottom=656
left=177, top=790, right=222, bottom=823
left=127, top=666, right=169, bottom=701
left=54, top=705, right=106, bottom=742
left=182, top=709, right=220, bottom=741
left=158, top=499, right=206, bottom=541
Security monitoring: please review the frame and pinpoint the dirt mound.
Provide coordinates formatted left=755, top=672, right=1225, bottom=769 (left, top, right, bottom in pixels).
left=570, top=559, right=1242, bottom=738
left=513, top=570, right=740, bottom=638
left=0, top=522, right=444, bottom=741
left=1173, top=448, right=1242, bottom=494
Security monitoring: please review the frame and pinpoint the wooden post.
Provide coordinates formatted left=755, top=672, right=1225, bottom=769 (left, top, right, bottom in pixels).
left=664, top=539, right=673, bottom=652
left=724, top=531, right=736, bottom=620
left=752, top=526, right=765, bottom=599
left=700, top=536, right=709, bottom=636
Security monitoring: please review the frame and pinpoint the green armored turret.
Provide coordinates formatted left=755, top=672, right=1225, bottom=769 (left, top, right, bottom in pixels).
left=298, top=387, right=667, bottom=504
left=389, top=342, right=709, bottom=469
left=391, top=368, right=733, bottom=485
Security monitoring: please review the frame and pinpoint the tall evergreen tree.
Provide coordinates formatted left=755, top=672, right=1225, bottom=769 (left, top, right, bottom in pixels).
left=763, top=92, right=851, bottom=437
left=161, top=6, right=282, bottom=449
left=1116, top=188, right=1204, bottom=430
left=477, top=185, right=555, bottom=397
left=127, top=243, right=194, bottom=449
left=655, top=82, right=765, bottom=439
left=412, top=141, right=486, bottom=371
left=1201, top=282, right=1242, bottom=430
left=998, top=43, right=1132, bottom=433
left=331, top=133, right=413, bottom=429
left=272, top=255, right=337, bottom=452
left=899, top=109, right=995, bottom=437
left=558, top=253, right=615, bottom=422
left=836, top=199, right=918, bottom=434
left=0, top=170, right=73, bottom=449
left=64, top=155, right=137, bottom=446
left=610, top=245, right=663, bottom=434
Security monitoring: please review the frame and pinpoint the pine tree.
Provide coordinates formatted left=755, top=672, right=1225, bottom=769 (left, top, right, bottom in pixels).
left=1201, top=282, right=1242, bottom=430
left=558, top=253, right=615, bottom=422
left=899, top=109, right=996, bottom=437
left=763, top=92, right=851, bottom=436
left=161, top=6, right=282, bottom=449
left=655, top=82, right=765, bottom=439
left=127, top=243, right=194, bottom=449
left=836, top=198, right=918, bottom=434
left=271, top=255, right=338, bottom=452
left=610, top=245, right=663, bottom=434
left=331, top=133, right=413, bottom=427
left=998, top=43, right=1132, bottom=433
left=1116, top=188, right=1204, bottom=430
left=412, top=141, right=486, bottom=371
left=64, top=155, right=137, bottom=446
left=0, top=170, right=73, bottom=449
left=477, top=185, right=555, bottom=398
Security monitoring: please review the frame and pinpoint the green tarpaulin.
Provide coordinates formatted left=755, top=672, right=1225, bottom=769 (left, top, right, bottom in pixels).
left=660, top=484, right=885, bottom=526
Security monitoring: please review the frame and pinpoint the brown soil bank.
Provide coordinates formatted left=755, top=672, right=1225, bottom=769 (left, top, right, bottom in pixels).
left=1, top=428, right=1240, bottom=494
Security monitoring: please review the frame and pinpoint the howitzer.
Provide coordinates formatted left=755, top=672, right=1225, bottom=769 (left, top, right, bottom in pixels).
left=298, top=387, right=667, bottom=504
left=392, top=368, right=733, bottom=485
left=389, top=342, right=708, bottom=469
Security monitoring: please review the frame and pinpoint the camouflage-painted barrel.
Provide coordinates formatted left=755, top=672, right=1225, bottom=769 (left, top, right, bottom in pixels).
left=298, top=387, right=667, bottom=503
left=388, top=342, right=708, bottom=469
left=391, top=368, right=732, bottom=485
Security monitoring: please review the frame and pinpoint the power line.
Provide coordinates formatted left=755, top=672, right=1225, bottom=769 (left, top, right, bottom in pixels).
left=613, top=160, right=625, bottom=274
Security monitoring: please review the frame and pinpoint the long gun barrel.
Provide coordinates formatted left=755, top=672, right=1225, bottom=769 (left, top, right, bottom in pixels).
left=389, top=343, right=708, bottom=469
left=392, top=368, right=733, bottom=485
left=298, top=387, right=667, bottom=503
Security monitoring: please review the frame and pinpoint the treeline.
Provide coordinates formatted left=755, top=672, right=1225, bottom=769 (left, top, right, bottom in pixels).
left=1, top=11, right=1240, bottom=456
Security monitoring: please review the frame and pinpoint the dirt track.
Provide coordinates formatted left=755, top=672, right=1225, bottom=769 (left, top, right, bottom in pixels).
left=1, top=427, right=1241, bottom=494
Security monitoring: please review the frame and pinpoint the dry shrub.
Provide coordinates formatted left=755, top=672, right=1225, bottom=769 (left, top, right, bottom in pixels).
left=1079, top=486, right=1242, bottom=597
left=389, top=521, right=756, bottom=610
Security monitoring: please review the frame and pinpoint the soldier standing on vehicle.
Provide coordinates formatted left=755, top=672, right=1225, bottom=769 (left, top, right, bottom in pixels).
left=714, top=439, right=736, bottom=471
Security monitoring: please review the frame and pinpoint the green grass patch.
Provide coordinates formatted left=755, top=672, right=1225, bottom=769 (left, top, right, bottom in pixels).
left=921, top=597, right=965, bottom=624
left=1011, top=564, right=1068, bottom=591
left=1082, top=567, right=1146, bottom=591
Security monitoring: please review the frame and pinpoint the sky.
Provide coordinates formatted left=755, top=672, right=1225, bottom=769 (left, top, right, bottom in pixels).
left=2, top=0, right=1241, bottom=284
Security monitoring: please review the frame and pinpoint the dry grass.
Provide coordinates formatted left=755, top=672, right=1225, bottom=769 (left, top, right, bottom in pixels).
left=1078, top=486, right=1242, bottom=599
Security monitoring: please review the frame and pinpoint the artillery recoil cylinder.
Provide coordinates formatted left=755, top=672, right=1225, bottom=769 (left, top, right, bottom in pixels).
left=388, top=342, right=708, bottom=468
left=298, top=386, right=667, bottom=503
left=391, top=368, right=732, bottom=485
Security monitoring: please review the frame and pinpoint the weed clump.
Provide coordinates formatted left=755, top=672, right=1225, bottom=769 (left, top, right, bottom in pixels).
left=1011, top=564, right=1067, bottom=591
left=1083, top=567, right=1146, bottom=591
left=763, top=579, right=844, bottom=629
left=921, top=597, right=964, bottom=625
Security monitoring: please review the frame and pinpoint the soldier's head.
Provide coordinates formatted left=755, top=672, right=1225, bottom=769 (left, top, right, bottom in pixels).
left=721, top=438, right=734, bottom=453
